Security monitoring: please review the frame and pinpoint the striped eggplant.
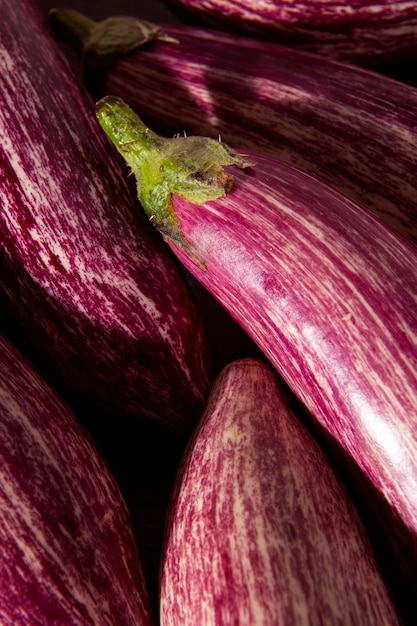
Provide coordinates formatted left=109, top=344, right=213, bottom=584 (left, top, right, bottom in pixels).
left=0, top=0, right=213, bottom=432
left=162, top=0, right=417, bottom=66
left=96, top=96, right=417, bottom=622
left=160, top=358, right=401, bottom=626
left=0, top=330, right=153, bottom=625
left=48, top=11, right=417, bottom=246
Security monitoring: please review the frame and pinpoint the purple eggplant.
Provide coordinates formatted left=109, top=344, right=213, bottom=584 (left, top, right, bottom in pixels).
left=96, top=96, right=417, bottom=621
left=163, top=0, right=417, bottom=66
left=160, top=358, right=401, bottom=625
left=0, top=0, right=213, bottom=432
left=48, top=10, right=417, bottom=246
left=0, top=330, right=153, bottom=625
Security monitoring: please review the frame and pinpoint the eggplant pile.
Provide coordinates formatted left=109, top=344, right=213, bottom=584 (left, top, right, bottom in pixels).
left=1, top=0, right=416, bottom=623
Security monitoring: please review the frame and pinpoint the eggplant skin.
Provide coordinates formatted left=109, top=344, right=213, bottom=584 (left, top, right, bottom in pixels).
left=0, top=331, right=153, bottom=626
left=0, top=0, right=212, bottom=430
left=103, top=23, right=417, bottom=246
left=166, top=0, right=417, bottom=65
left=160, top=358, right=401, bottom=626
left=161, top=150, right=417, bottom=622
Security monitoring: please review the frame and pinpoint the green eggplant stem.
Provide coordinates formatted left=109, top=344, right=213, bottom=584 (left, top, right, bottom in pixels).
left=95, top=95, right=254, bottom=267
left=48, top=8, right=178, bottom=87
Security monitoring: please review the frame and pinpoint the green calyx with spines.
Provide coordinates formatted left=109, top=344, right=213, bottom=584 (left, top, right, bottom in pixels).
left=95, top=95, right=253, bottom=262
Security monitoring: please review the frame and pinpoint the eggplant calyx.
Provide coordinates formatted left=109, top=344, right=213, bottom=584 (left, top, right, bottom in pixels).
left=49, top=9, right=177, bottom=92
left=95, top=95, right=253, bottom=265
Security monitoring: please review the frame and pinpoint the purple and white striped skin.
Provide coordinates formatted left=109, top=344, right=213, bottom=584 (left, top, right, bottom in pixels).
left=56, top=17, right=417, bottom=245
left=0, top=0, right=213, bottom=431
left=0, top=331, right=153, bottom=625
left=165, top=0, right=417, bottom=65
left=160, top=358, right=401, bottom=626
left=153, top=151, right=417, bottom=618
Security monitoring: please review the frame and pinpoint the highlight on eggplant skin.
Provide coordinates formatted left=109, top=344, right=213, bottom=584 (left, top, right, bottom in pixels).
left=0, top=331, right=154, bottom=626
left=160, top=358, right=402, bottom=626
left=49, top=10, right=417, bottom=247
left=164, top=0, right=417, bottom=66
left=0, top=0, right=213, bottom=432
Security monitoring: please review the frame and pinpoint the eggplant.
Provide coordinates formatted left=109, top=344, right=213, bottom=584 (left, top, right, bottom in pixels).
left=0, top=0, right=213, bottom=432
left=0, top=330, right=153, bottom=625
left=96, top=96, right=417, bottom=622
left=162, top=0, right=417, bottom=66
left=160, top=358, right=401, bottom=626
left=48, top=10, right=417, bottom=246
